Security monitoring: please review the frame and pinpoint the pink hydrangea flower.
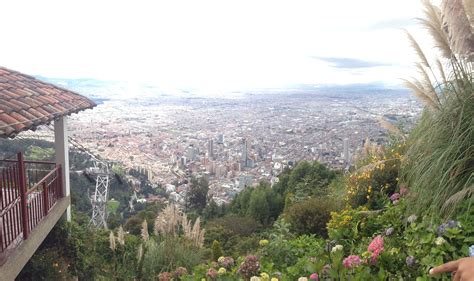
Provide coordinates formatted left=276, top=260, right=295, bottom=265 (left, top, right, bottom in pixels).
left=390, top=193, right=400, bottom=202
left=207, top=268, right=218, bottom=279
left=237, top=255, right=260, bottom=279
left=368, top=235, right=384, bottom=262
left=158, top=272, right=171, bottom=281
left=309, top=272, right=319, bottom=280
left=400, top=186, right=408, bottom=196
left=343, top=255, right=362, bottom=268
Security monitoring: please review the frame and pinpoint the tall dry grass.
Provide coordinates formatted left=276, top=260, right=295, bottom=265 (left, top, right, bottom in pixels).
left=402, top=0, right=473, bottom=216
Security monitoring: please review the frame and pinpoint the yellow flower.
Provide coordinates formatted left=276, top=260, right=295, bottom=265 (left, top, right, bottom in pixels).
left=261, top=272, right=270, bottom=281
left=218, top=267, right=227, bottom=275
left=259, top=239, right=269, bottom=246
left=389, top=248, right=400, bottom=255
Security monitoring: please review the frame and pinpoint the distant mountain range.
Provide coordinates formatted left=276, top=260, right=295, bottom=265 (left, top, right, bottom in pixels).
left=36, top=76, right=410, bottom=103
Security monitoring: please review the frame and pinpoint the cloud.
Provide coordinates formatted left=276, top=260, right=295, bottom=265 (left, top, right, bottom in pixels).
left=369, top=17, right=417, bottom=30
left=312, top=57, right=391, bottom=69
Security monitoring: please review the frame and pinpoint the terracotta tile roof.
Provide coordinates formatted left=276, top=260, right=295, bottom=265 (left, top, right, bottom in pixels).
left=0, top=66, right=96, bottom=138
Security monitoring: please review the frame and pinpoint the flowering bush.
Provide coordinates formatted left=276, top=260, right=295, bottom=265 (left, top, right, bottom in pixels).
left=342, top=255, right=362, bottom=269
left=437, top=220, right=460, bottom=236
left=237, top=255, right=260, bottom=280
left=367, top=235, right=384, bottom=263
left=331, top=244, right=343, bottom=253
left=345, top=142, right=405, bottom=209
left=206, top=267, right=218, bottom=280
left=389, top=192, right=400, bottom=202
left=158, top=271, right=171, bottom=281
left=173, top=267, right=188, bottom=279
left=181, top=197, right=474, bottom=281
left=217, top=256, right=235, bottom=269
left=309, top=272, right=319, bottom=280
left=258, top=239, right=269, bottom=247
left=217, top=267, right=226, bottom=275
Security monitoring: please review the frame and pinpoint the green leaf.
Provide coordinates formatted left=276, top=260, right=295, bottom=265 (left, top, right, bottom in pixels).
left=464, top=237, right=474, bottom=243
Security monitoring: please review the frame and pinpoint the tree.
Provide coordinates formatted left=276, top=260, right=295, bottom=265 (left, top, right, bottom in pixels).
left=247, top=188, right=270, bottom=224
left=211, top=240, right=223, bottom=261
left=186, top=177, right=209, bottom=214
left=203, top=199, right=219, bottom=221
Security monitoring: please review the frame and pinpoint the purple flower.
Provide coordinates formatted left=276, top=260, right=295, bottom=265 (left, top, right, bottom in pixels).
left=437, top=220, right=460, bottom=236
left=406, top=256, right=416, bottom=266
left=238, top=255, right=260, bottom=279
left=447, top=220, right=460, bottom=228
left=437, top=224, right=447, bottom=235
left=390, top=193, right=400, bottom=202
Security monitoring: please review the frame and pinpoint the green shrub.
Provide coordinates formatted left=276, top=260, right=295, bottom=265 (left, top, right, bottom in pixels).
left=141, top=237, right=204, bottom=278
left=345, top=142, right=404, bottom=210
left=204, top=215, right=262, bottom=256
left=211, top=240, right=224, bottom=261
left=284, top=197, right=337, bottom=237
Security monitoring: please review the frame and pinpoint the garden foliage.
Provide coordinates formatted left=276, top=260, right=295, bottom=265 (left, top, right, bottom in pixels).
left=17, top=0, right=473, bottom=280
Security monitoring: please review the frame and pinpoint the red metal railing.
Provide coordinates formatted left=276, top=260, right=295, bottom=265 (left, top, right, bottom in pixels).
left=0, top=152, right=63, bottom=261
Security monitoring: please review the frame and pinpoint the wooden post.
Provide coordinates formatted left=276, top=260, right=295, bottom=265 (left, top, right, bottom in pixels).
left=54, top=116, right=71, bottom=222
left=17, top=152, right=28, bottom=240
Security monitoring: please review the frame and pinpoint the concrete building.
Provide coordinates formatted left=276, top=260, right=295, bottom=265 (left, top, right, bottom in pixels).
left=217, top=134, right=224, bottom=144
left=207, top=139, right=214, bottom=160
left=343, top=138, right=350, bottom=164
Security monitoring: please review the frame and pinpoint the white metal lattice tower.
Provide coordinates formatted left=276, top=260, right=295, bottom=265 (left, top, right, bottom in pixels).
left=89, top=162, right=110, bottom=229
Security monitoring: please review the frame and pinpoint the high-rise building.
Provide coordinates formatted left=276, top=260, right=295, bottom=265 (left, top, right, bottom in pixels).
left=208, top=139, right=214, bottom=160
left=343, top=138, right=350, bottom=163
left=242, top=138, right=249, bottom=167
left=186, top=145, right=196, bottom=161
left=217, top=134, right=224, bottom=144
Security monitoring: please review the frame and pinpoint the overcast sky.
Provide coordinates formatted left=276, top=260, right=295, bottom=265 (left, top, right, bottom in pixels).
left=0, top=0, right=433, bottom=91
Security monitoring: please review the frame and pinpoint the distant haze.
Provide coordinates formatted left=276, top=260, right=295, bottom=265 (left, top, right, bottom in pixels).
left=1, top=0, right=434, bottom=93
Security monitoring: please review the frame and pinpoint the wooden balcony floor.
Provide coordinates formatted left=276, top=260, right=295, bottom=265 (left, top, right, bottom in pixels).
left=0, top=196, right=70, bottom=281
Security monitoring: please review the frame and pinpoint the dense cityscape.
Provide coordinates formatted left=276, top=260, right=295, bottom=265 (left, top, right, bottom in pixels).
left=2, top=0, right=472, bottom=278
left=25, top=81, right=420, bottom=206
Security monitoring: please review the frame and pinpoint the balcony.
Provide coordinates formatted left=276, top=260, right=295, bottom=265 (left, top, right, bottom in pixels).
left=0, top=66, right=95, bottom=280
left=0, top=153, right=69, bottom=280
